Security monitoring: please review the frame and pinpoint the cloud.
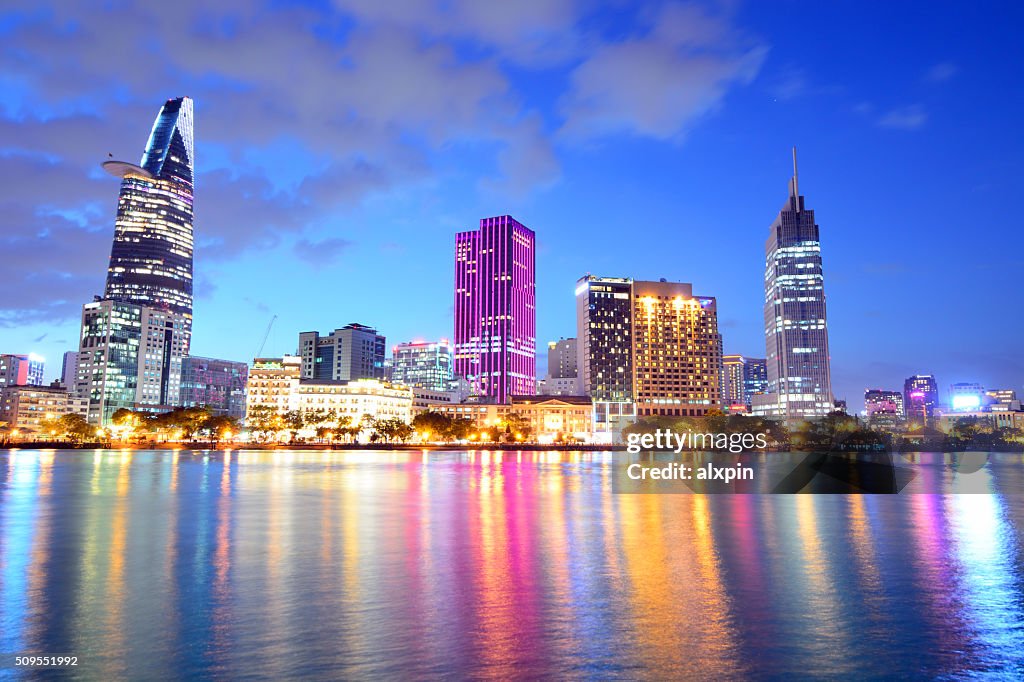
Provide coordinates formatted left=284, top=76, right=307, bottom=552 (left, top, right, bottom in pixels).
left=558, top=3, right=767, bottom=141
left=0, top=0, right=767, bottom=324
left=877, top=104, right=927, bottom=131
left=293, top=237, right=356, bottom=267
left=925, top=62, right=959, bottom=83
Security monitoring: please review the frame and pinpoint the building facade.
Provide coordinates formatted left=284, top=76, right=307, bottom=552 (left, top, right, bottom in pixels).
left=436, top=395, right=594, bottom=443
left=76, top=300, right=189, bottom=424
left=390, top=340, right=453, bottom=391
left=246, top=356, right=302, bottom=416
left=722, top=355, right=768, bottom=410
left=864, top=389, right=905, bottom=428
left=537, top=338, right=581, bottom=396
left=904, top=374, right=939, bottom=425
left=454, top=215, right=536, bottom=402
left=61, top=351, right=79, bottom=391
left=299, top=324, right=386, bottom=382
left=294, top=380, right=412, bottom=426
left=575, top=276, right=633, bottom=402
left=631, top=280, right=723, bottom=418
left=753, top=149, right=833, bottom=419
left=949, top=382, right=985, bottom=411
left=102, top=97, right=194, bottom=326
left=180, top=356, right=248, bottom=420
left=0, top=353, right=45, bottom=388
left=1, top=385, right=89, bottom=435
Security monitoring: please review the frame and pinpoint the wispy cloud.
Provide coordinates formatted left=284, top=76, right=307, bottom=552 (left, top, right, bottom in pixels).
left=293, top=237, right=355, bottom=267
left=925, top=62, right=959, bottom=83
left=877, top=104, right=928, bottom=131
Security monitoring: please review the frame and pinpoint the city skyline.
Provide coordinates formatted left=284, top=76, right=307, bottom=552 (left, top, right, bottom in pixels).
left=1, top=2, right=1022, bottom=411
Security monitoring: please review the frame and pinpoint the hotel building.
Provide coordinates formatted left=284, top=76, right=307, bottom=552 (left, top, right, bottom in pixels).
left=0, top=385, right=89, bottom=436
left=246, top=356, right=302, bottom=415
left=754, top=149, right=833, bottom=419
left=454, top=215, right=536, bottom=402
left=631, top=279, right=723, bottom=418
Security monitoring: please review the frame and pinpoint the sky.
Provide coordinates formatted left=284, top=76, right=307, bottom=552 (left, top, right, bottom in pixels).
left=1, top=0, right=1022, bottom=411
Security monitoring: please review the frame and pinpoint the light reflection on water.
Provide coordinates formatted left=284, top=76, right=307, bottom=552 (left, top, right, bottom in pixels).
left=1, top=449, right=1023, bottom=679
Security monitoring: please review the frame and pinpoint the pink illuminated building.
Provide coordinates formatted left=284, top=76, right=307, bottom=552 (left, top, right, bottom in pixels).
left=454, top=216, right=536, bottom=402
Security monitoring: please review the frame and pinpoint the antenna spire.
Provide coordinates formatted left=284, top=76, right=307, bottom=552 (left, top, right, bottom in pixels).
left=788, top=146, right=800, bottom=209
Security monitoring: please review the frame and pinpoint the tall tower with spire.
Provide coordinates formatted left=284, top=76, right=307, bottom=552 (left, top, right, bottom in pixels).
left=76, top=98, right=195, bottom=424
left=752, top=148, right=833, bottom=420
left=102, top=96, right=194, bottom=320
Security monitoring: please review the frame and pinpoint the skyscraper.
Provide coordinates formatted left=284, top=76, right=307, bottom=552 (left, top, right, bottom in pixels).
left=102, top=96, right=194, bottom=323
left=78, top=97, right=195, bottom=424
left=904, top=374, right=939, bottom=425
left=299, top=324, right=386, bottom=382
left=454, top=215, right=536, bottom=402
left=575, top=276, right=633, bottom=403
left=723, top=354, right=768, bottom=410
left=77, top=300, right=190, bottom=424
left=390, top=340, right=454, bottom=391
left=631, top=280, right=723, bottom=418
left=753, top=149, right=833, bottom=420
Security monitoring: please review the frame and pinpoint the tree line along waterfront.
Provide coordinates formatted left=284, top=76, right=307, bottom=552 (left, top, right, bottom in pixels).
left=4, top=406, right=1021, bottom=453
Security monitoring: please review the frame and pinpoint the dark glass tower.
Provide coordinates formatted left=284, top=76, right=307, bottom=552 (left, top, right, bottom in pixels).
left=753, top=148, right=833, bottom=419
left=103, top=97, right=194, bottom=320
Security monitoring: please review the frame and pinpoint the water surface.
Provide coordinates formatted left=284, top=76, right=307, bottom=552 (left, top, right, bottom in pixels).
left=2, top=449, right=1024, bottom=679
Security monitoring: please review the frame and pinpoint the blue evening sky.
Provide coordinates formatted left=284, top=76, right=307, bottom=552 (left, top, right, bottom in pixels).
left=1, top=1, right=1021, bottom=410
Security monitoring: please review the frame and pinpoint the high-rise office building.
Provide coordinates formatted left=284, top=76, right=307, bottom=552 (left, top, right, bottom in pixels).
left=454, top=215, right=536, bottom=402
left=864, top=389, right=905, bottom=419
left=631, top=279, right=723, bottom=418
left=575, top=276, right=633, bottom=402
left=753, top=149, right=833, bottom=419
left=0, top=353, right=44, bottom=388
left=61, top=351, right=79, bottom=390
left=179, top=356, right=248, bottom=420
left=76, top=300, right=189, bottom=424
left=904, top=374, right=939, bottom=425
left=299, top=324, right=386, bottom=382
left=723, top=355, right=768, bottom=410
left=78, top=97, right=196, bottom=424
left=538, top=338, right=581, bottom=396
left=102, top=97, right=194, bottom=324
left=390, top=340, right=454, bottom=391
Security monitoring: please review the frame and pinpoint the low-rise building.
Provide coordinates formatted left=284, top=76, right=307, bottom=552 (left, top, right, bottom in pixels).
left=435, top=395, right=594, bottom=443
left=1, top=385, right=89, bottom=437
left=934, top=408, right=1024, bottom=432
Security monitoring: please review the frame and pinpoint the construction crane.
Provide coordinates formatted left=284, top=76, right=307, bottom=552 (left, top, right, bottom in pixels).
left=255, top=315, right=277, bottom=359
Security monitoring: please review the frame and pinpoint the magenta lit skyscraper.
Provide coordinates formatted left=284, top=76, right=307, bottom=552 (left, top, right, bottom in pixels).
left=454, top=215, right=536, bottom=402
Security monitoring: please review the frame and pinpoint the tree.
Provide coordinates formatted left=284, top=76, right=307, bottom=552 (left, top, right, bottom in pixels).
left=247, top=405, right=282, bottom=442
left=448, top=417, right=474, bottom=442
left=59, top=413, right=94, bottom=442
left=202, top=415, right=239, bottom=441
left=373, top=417, right=413, bottom=444
left=412, top=411, right=452, bottom=441
left=283, top=410, right=306, bottom=442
